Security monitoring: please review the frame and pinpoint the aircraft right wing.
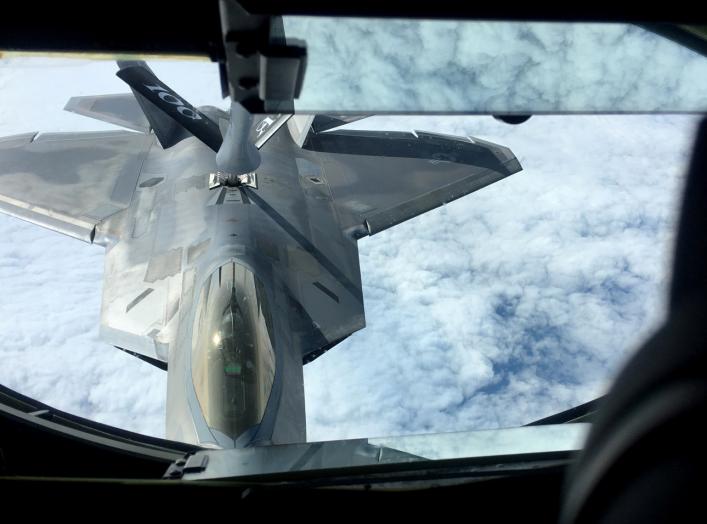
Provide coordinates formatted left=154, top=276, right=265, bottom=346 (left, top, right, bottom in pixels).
left=0, top=130, right=153, bottom=242
left=302, top=128, right=522, bottom=236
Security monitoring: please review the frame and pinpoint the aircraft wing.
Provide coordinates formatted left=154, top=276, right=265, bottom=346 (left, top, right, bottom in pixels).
left=302, top=128, right=521, bottom=236
left=251, top=122, right=521, bottom=361
left=100, top=237, right=182, bottom=369
left=0, top=130, right=153, bottom=242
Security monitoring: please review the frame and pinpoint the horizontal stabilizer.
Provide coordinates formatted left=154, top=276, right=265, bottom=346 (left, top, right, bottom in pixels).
left=64, top=93, right=150, bottom=132
left=284, top=115, right=370, bottom=148
left=311, top=114, right=370, bottom=133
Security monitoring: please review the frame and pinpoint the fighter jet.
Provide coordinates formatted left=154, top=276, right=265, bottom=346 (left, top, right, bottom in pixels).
left=0, top=62, right=521, bottom=448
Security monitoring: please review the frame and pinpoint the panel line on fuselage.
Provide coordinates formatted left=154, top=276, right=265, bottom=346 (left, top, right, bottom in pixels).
left=243, top=187, right=363, bottom=303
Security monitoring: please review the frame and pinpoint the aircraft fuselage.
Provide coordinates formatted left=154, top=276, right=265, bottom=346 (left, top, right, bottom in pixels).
left=98, top=128, right=363, bottom=447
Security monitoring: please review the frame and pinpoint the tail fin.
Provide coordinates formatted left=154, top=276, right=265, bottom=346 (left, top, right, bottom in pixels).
left=116, top=61, right=223, bottom=151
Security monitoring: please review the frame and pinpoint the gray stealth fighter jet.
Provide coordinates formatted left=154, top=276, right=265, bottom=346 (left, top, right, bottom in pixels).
left=0, top=62, right=522, bottom=448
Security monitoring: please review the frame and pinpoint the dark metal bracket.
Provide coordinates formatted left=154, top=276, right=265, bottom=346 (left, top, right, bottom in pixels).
left=219, top=0, right=307, bottom=113
left=163, top=453, right=209, bottom=480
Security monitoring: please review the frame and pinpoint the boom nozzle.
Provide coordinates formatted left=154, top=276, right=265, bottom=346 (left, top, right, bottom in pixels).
left=216, top=102, right=261, bottom=176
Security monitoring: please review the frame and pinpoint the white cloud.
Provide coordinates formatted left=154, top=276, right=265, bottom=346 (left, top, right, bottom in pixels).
left=303, top=114, right=698, bottom=441
left=0, top=58, right=699, bottom=446
left=284, top=18, right=707, bottom=112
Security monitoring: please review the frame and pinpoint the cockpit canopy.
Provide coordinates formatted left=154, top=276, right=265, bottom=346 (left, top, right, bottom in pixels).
left=191, top=262, right=276, bottom=445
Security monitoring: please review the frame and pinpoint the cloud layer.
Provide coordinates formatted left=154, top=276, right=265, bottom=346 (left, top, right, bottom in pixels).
left=0, top=58, right=699, bottom=443
left=284, top=18, right=707, bottom=112
left=303, top=114, right=698, bottom=441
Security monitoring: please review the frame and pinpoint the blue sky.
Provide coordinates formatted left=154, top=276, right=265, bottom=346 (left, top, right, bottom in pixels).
left=0, top=56, right=700, bottom=442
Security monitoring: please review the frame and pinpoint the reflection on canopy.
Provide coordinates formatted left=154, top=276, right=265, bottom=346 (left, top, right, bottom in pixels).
left=192, top=262, right=276, bottom=443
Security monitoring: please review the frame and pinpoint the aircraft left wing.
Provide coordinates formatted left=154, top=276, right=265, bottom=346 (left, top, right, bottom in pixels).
left=302, top=128, right=522, bottom=236
left=0, top=130, right=152, bottom=242
left=253, top=120, right=522, bottom=361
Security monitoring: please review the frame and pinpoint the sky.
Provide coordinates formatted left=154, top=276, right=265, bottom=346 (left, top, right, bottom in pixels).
left=0, top=55, right=701, bottom=443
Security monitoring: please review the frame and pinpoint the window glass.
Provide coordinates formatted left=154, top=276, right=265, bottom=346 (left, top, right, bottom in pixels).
left=0, top=58, right=696, bottom=454
left=282, top=18, right=707, bottom=112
